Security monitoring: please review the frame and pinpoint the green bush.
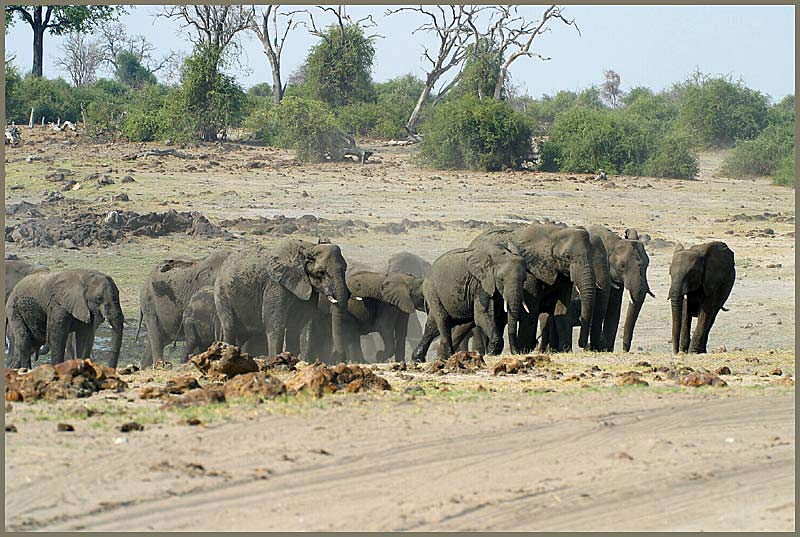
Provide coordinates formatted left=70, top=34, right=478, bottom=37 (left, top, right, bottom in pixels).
left=115, top=51, right=157, bottom=88
left=720, top=123, right=794, bottom=178
left=642, top=128, right=699, bottom=180
left=5, top=59, right=23, bottom=122
left=15, top=75, right=81, bottom=124
left=267, top=96, right=342, bottom=162
left=418, top=96, right=533, bottom=171
left=120, top=85, right=179, bottom=142
left=243, top=104, right=285, bottom=146
left=772, top=153, right=795, bottom=187
left=673, top=74, right=769, bottom=147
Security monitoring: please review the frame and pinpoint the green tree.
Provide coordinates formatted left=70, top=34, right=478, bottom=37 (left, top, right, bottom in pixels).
left=115, top=50, right=157, bottom=88
left=673, top=73, right=769, bottom=147
left=5, top=5, right=124, bottom=77
left=304, top=23, right=376, bottom=107
left=178, top=43, right=246, bottom=141
left=451, top=38, right=503, bottom=100
left=4, top=57, right=23, bottom=121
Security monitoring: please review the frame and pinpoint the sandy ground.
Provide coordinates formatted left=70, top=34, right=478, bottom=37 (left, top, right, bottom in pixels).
left=3, top=128, right=796, bottom=531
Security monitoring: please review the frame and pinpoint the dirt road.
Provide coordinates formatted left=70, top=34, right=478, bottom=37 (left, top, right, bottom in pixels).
left=5, top=387, right=794, bottom=531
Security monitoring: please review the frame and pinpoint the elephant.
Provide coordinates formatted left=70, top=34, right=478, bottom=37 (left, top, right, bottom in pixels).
left=179, top=287, right=220, bottom=361
left=537, top=226, right=612, bottom=352
left=5, top=257, right=51, bottom=358
left=411, top=243, right=527, bottom=362
left=307, top=270, right=425, bottom=363
left=468, top=222, right=598, bottom=352
left=669, top=241, right=735, bottom=354
left=214, top=239, right=350, bottom=359
left=5, top=269, right=124, bottom=369
left=136, top=251, right=230, bottom=367
left=384, top=251, right=432, bottom=357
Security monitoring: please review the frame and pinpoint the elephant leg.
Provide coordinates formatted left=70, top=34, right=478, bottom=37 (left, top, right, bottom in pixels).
left=74, top=324, right=95, bottom=360
left=182, top=322, right=197, bottom=362
left=679, top=297, right=692, bottom=353
left=690, top=305, right=719, bottom=354
left=392, top=313, right=409, bottom=363
left=412, top=316, right=439, bottom=363
left=537, top=312, right=551, bottom=352
left=552, top=291, right=573, bottom=352
left=474, top=299, right=501, bottom=356
left=602, top=287, right=623, bottom=352
left=8, top=320, right=34, bottom=369
left=47, top=318, right=71, bottom=366
left=406, top=312, right=423, bottom=356
left=142, top=314, right=164, bottom=368
left=451, top=323, right=475, bottom=351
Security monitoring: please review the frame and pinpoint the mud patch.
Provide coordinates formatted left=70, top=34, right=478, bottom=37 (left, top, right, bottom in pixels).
left=285, top=363, right=391, bottom=397
left=5, top=359, right=127, bottom=402
left=223, top=372, right=286, bottom=400
left=189, top=342, right=259, bottom=379
left=678, top=372, right=728, bottom=387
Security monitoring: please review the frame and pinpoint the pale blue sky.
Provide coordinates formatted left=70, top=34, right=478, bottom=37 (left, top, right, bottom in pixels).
left=5, top=4, right=795, bottom=101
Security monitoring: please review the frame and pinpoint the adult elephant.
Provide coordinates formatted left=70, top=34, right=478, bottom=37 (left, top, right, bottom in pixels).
left=469, top=222, right=598, bottom=352
left=179, top=287, right=220, bottom=361
left=214, top=239, right=350, bottom=358
left=669, top=241, right=735, bottom=354
left=136, top=251, right=229, bottom=367
left=537, top=227, right=612, bottom=352
left=411, top=243, right=527, bottom=362
left=6, top=269, right=124, bottom=368
left=309, top=271, right=425, bottom=363
left=384, top=251, right=431, bottom=357
left=5, top=257, right=50, bottom=304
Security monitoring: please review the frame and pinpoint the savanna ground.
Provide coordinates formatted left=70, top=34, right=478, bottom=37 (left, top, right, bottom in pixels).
left=3, top=128, right=796, bottom=531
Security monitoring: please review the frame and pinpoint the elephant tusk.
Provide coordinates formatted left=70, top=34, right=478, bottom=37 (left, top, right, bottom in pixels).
left=327, top=296, right=338, bottom=304
left=504, top=300, right=508, bottom=313
left=611, top=282, right=620, bottom=290
left=354, top=296, right=363, bottom=301
left=523, top=302, right=530, bottom=314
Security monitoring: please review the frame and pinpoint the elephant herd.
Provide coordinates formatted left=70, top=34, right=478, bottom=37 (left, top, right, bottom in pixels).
left=4, top=220, right=736, bottom=370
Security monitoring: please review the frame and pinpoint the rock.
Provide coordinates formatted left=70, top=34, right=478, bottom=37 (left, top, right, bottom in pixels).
left=285, top=363, right=391, bottom=397
left=120, top=422, right=144, bottom=432
left=165, top=375, right=201, bottom=394
left=118, top=364, right=140, bottom=375
left=635, top=360, right=652, bottom=367
left=5, top=424, right=17, bottom=432
left=5, top=359, right=126, bottom=402
left=770, top=368, right=783, bottom=376
left=425, top=360, right=445, bottom=374
left=678, top=372, right=728, bottom=387
left=223, top=372, right=286, bottom=400
left=25, top=155, right=41, bottom=163
left=617, top=372, right=649, bottom=387
left=57, top=423, right=74, bottom=432
left=95, top=174, right=115, bottom=187
left=189, top=342, right=258, bottom=379
left=139, top=386, right=168, bottom=399
left=112, top=192, right=130, bottom=202
left=774, top=376, right=794, bottom=386
left=715, top=366, right=732, bottom=375
left=184, top=418, right=203, bottom=426
left=492, top=357, right=522, bottom=375
left=121, top=175, right=136, bottom=183
left=161, top=387, right=226, bottom=409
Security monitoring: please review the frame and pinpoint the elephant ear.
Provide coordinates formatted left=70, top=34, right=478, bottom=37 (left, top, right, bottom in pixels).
left=625, top=228, right=640, bottom=240
left=380, top=277, right=416, bottom=314
left=673, top=241, right=685, bottom=253
left=701, top=244, right=734, bottom=293
left=264, top=254, right=313, bottom=301
left=52, top=272, right=91, bottom=323
left=466, top=250, right=496, bottom=295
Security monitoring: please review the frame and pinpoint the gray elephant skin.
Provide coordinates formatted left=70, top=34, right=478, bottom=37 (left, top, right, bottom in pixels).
left=412, top=243, right=527, bottom=362
left=385, top=251, right=431, bottom=357
left=136, top=251, right=229, bottom=367
left=214, top=239, right=350, bottom=358
left=669, top=241, right=735, bottom=354
left=180, top=287, right=221, bottom=361
left=308, top=270, right=425, bottom=362
left=6, top=269, right=124, bottom=368
left=5, top=257, right=51, bottom=358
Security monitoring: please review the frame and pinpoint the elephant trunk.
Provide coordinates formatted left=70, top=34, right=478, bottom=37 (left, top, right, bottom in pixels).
left=503, top=286, right=523, bottom=354
left=571, top=261, right=596, bottom=349
left=622, top=289, right=646, bottom=352
left=669, top=285, right=685, bottom=354
left=105, top=305, right=124, bottom=369
left=590, top=279, right=611, bottom=352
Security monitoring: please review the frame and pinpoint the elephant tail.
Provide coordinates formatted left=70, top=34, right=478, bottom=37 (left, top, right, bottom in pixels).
left=134, top=309, right=143, bottom=343
left=720, top=306, right=730, bottom=312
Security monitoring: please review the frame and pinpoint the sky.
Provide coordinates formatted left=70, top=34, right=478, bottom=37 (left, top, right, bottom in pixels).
left=4, top=4, right=795, bottom=102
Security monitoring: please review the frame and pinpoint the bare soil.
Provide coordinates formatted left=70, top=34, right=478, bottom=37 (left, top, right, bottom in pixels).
left=3, top=128, right=795, bottom=531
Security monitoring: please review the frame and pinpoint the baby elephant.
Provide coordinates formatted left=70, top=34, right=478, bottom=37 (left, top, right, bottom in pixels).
left=180, top=287, right=221, bottom=361
left=668, top=241, right=735, bottom=354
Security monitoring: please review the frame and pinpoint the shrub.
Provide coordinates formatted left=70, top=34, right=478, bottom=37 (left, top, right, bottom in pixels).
left=268, top=96, right=342, bottom=163
left=120, top=85, right=178, bottom=142
left=772, top=153, right=795, bottom=187
left=418, top=96, right=533, bottom=171
left=720, top=123, right=794, bottom=178
left=642, top=128, right=699, bottom=180
left=5, top=59, right=23, bottom=122
left=243, top=105, right=284, bottom=146
left=673, top=74, right=769, bottom=147
left=15, top=75, right=81, bottom=124
left=115, top=51, right=157, bottom=88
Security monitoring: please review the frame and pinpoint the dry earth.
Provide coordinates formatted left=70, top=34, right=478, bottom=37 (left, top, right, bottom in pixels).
left=3, top=128, right=796, bottom=531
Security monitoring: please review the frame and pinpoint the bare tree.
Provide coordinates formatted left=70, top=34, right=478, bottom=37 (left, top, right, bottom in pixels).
left=55, top=32, right=104, bottom=87
left=386, top=5, right=481, bottom=134
left=486, top=5, right=580, bottom=100
left=158, top=5, right=253, bottom=58
left=292, top=5, right=382, bottom=42
left=601, top=69, right=622, bottom=108
left=248, top=5, right=301, bottom=104
left=97, top=23, right=176, bottom=76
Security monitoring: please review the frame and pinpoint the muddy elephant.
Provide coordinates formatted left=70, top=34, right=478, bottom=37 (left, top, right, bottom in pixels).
left=469, top=222, right=598, bottom=352
left=214, top=239, right=350, bottom=358
left=669, top=241, right=735, bottom=354
left=5, top=257, right=51, bottom=357
left=5, top=269, right=124, bottom=368
left=136, top=251, right=229, bottom=367
left=308, top=271, right=425, bottom=362
left=180, top=287, right=220, bottom=361
left=411, top=243, right=527, bottom=362
left=537, top=226, right=612, bottom=352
